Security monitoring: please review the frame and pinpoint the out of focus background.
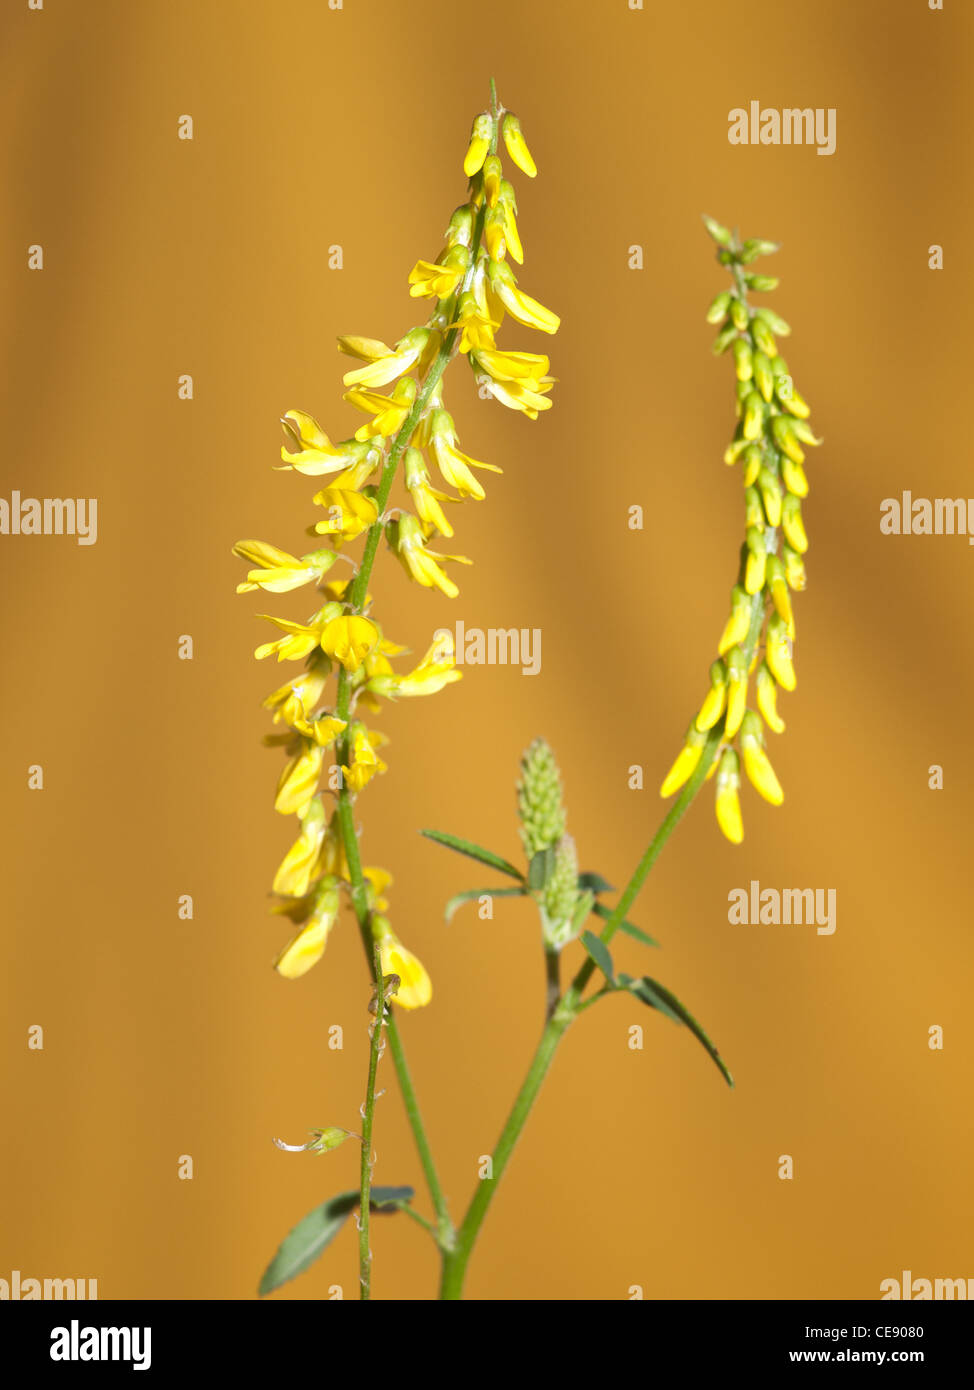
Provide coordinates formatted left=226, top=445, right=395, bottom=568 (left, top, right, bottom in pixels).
left=2, top=0, right=971, bottom=1300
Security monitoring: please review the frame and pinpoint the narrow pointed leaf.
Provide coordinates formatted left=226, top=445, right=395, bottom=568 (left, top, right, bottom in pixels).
left=591, top=900, right=659, bottom=948
left=421, top=828, right=523, bottom=880
left=527, top=846, right=556, bottom=892
left=258, top=1185, right=415, bottom=1296
left=581, top=930, right=615, bottom=984
left=444, top=886, right=525, bottom=923
left=622, top=975, right=733, bottom=1087
left=578, top=871, right=615, bottom=894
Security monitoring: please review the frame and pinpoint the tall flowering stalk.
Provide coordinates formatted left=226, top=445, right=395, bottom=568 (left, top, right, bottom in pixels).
left=242, top=83, right=560, bottom=1292
left=660, top=217, right=821, bottom=841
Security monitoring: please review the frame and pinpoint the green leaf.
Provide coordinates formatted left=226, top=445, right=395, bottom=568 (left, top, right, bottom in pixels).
left=621, top=975, right=733, bottom=1087
left=421, top=829, right=523, bottom=881
left=591, top=900, right=659, bottom=948
left=581, top=930, right=615, bottom=984
left=444, top=886, right=524, bottom=922
left=258, top=1186, right=415, bottom=1296
left=578, top=871, right=615, bottom=894
left=527, top=846, right=556, bottom=892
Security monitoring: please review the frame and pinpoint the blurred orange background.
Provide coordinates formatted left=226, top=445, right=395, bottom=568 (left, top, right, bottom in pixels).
left=2, top=0, right=971, bottom=1300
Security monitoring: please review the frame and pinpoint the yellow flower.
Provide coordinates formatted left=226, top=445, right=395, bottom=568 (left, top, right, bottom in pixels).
left=312, top=487, right=379, bottom=542
left=319, top=613, right=380, bottom=672
left=363, top=865, right=392, bottom=912
left=342, top=724, right=388, bottom=793
left=471, top=347, right=550, bottom=387
left=659, top=722, right=708, bottom=797
left=391, top=514, right=472, bottom=598
left=478, top=373, right=554, bottom=418
left=755, top=664, right=786, bottom=734
left=367, top=632, right=463, bottom=700
left=428, top=408, right=501, bottom=499
left=501, top=113, right=537, bottom=178
left=372, top=915, right=432, bottom=1010
left=487, top=258, right=560, bottom=334
left=407, top=247, right=470, bottom=301
left=336, top=335, right=393, bottom=362
left=765, top=614, right=796, bottom=691
left=739, top=713, right=784, bottom=806
left=293, top=713, right=347, bottom=747
left=404, top=447, right=454, bottom=537
left=695, top=661, right=728, bottom=732
left=274, top=877, right=340, bottom=979
left=454, top=292, right=498, bottom=354
left=341, top=328, right=433, bottom=389
left=345, top=377, right=418, bottom=442
left=262, top=665, right=330, bottom=727
left=718, top=586, right=752, bottom=656
left=275, top=739, right=324, bottom=817
left=714, top=748, right=744, bottom=844
left=463, top=112, right=493, bottom=176
left=273, top=799, right=327, bottom=896
left=233, top=540, right=336, bottom=594
left=278, top=411, right=373, bottom=477
left=255, top=613, right=327, bottom=663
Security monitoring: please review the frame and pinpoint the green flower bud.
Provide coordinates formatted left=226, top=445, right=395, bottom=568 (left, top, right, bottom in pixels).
left=518, top=738, right=567, bottom=857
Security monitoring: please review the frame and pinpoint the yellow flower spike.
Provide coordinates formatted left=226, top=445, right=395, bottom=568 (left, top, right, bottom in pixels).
left=428, top=408, right=502, bottom=498
left=781, top=454, right=809, bottom=498
left=487, top=258, right=560, bottom=335
left=319, top=613, right=380, bottom=673
left=765, top=614, right=797, bottom=691
left=463, top=111, right=493, bottom=176
left=272, top=798, right=327, bottom=897
left=275, top=739, right=325, bottom=817
left=255, top=613, right=327, bottom=663
left=695, top=661, right=728, bottom=732
left=389, top=514, right=472, bottom=598
left=781, top=494, right=809, bottom=554
left=782, top=544, right=807, bottom=591
left=723, top=646, right=749, bottom=738
left=756, top=663, right=786, bottom=734
left=274, top=878, right=340, bottom=979
left=341, top=328, right=432, bottom=389
left=404, top=446, right=455, bottom=538
left=312, top=487, right=379, bottom=542
left=718, top=586, right=752, bottom=656
left=765, top=556, right=795, bottom=633
left=714, top=748, right=744, bottom=844
left=501, top=113, right=537, bottom=177
left=346, top=377, right=419, bottom=442
left=336, top=336, right=394, bottom=363
left=372, top=915, right=432, bottom=1010
left=407, top=246, right=470, bottom=301
left=740, top=711, right=785, bottom=806
left=757, top=467, right=783, bottom=528
left=744, top=527, right=767, bottom=595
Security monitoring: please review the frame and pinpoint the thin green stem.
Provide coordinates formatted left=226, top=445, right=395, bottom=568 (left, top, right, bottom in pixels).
left=330, top=84, right=502, bottom=1245
left=358, top=947, right=386, bottom=1301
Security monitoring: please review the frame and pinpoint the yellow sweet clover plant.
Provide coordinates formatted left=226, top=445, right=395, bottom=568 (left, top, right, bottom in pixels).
left=245, top=108, right=819, bottom=1297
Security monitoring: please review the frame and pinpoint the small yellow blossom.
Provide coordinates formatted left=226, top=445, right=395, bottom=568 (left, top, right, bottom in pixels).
left=501, top=113, right=537, bottom=178
left=463, top=112, right=493, bottom=176
left=366, top=632, right=463, bottom=700
left=391, top=514, right=472, bottom=598
left=234, top=540, right=336, bottom=594
left=275, top=739, right=325, bottom=817
left=341, top=328, right=432, bottom=390
left=342, top=724, right=388, bottom=794
left=319, top=613, right=380, bottom=672
left=428, top=408, right=501, bottom=499
left=404, top=447, right=454, bottom=537
left=487, top=258, right=560, bottom=334
left=345, top=377, right=418, bottom=442
left=714, top=749, right=744, bottom=845
left=274, top=877, right=340, bottom=979
left=278, top=411, right=373, bottom=477
left=372, top=915, right=432, bottom=1010
left=273, top=799, right=327, bottom=897
left=312, top=487, right=379, bottom=542
left=407, top=247, right=469, bottom=301
left=255, top=613, right=327, bottom=663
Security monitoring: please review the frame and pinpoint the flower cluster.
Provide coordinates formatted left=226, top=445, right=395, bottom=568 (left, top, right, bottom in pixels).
left=660, top=218, right=821, bottom=843
left=518, top=739, right=591, bottom=951
left=234, top=95, right=557, bottom=1000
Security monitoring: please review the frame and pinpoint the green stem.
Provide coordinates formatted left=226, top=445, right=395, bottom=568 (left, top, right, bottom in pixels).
left=358, top=947, right=386, bottom=1300
left=438, top=725, right=725, bottom=1299
left=331, top=82, right=503, bottom=1245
